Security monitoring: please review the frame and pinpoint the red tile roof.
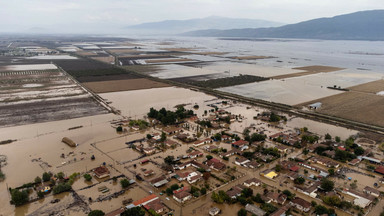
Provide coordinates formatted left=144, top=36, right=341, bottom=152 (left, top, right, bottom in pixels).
left=133, top=194, right=158, bottom=206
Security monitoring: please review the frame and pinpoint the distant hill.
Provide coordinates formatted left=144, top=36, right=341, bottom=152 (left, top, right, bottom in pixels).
left=125, top=16, right=283, bottom=35
left=182, top=10, right=384, bottom=40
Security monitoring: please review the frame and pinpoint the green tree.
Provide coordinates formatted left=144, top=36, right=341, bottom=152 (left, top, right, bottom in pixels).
left=354, top=147, right=365, bottom=156
left=321, top=178, right=335, bottom=192
left=206, top=155, right=213, bottom=160
left=34, top=176, right=42, bottom=184
left=42, top=172, right=51, bottom=182
left=325, top=133, right=332, bottom=140
left=160, top=132, right=167, bottom=142
left=275, top=164, right=282, bottom=172
left=328, top=168, right=335, bottom=176
left=294, top=177, right=305, bottom=185
left=269, top=112, right=280, bottom=122
left=200, top=187, right=207, bottom=195
left=335, top=136, right=341, bottom=142
left=121, top=207, right=145, bottom=216
left=11, top=189, right=29, bottom=206
left=88, top=210, right=105, bottom=216
left=52, top=183, right=71, bottom=194
left=84, top=173, right=92, bottom=181
left=315, top=205, right=329, bottom=215
left=146, top=134, right=153, bottom=139
left=164, top=156, right=175, bottom=165
left=237, top=208, right=247, bottom=216
left=120, top=179, right=130, bottom=188
left=241, top=188, right=253, bottom=198
left=282, top=190, right=295, bottom=200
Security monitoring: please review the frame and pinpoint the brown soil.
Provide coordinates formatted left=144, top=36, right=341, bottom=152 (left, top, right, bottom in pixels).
left=91, top=56, right=115, bottom=64
left=106, top=49, right=144, bottom=55
left=122, top=65, right=160, bottom=73
left=76, top=74, right=140, bottom=83
left=230, top=55, right=274, bottom=60
left=271, top=65, right=344, bottom=79
left=349, top=79, right=384, bottom=93
left=76, top=51, right=98, bottom=56
left=82, top=78, right=171, bottom=93
left=298, top=91, right=384, bottom=127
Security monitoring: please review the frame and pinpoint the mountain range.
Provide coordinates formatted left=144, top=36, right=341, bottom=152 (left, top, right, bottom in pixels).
left=125, top=16, right=283, bottom=35
left=181, top=10, right=384, bottom=41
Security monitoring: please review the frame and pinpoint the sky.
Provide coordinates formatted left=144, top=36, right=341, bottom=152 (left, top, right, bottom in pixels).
left=0, top=0, right=383, bottom=34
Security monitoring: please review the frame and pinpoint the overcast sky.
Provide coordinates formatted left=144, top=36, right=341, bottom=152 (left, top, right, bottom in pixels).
left=1, top=0, right=383, bottom=33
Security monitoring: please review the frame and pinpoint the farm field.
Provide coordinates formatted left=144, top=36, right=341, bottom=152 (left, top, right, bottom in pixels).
left=82, top=78, right=170, bottom=93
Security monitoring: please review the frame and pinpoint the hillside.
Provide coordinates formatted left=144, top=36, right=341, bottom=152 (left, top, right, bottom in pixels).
left=182, top=10, right=384, bottom=40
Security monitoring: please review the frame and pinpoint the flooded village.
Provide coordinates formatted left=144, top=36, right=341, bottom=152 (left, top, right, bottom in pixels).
left=1, top=36, right=384, bottom=216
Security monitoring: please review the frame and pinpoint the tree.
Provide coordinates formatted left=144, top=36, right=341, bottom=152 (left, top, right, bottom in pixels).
left=206, top=155, right=213, bottom=160
left=241, top=188, right=253, bottom=198
left=269, top=112, right=280, bottom=122
left=164, top=156, right=175, bottom=165
left=323, top=195, right=341, bottom=207
left=321, top=178, right=335, bottom=192
left=160, top=132, right=167, bottom=142
left=275, top=164, right=282, bottom=172
left=354, top=147, right=365, bottom=156
left=120, top=179, right=130, bottom=188
left=34, top=176, right=42, bottom=184
left=325, top=133, right=332, bottom=140
left=11, top=189, right=29, bottom=206
left=315, top=205, right=329, bottom=215
left=350, top=182, right=357, bottom=189
left=328, top=168, right=335, bottom=176
left=121, top=207, right=145, bottom=216
left=335, top=136, right=341, bottom=142
left=200, top=187, right=207, bottom=195
left=52, top=183, right=71, bottom=194
left=252, top=193, right=265, bottom=203
left=237, top=208, right=247, bottom=216
left=84, top=173, right=92, bottom=181
left=88, top=210, right=105, bottom=216
left=42, top=172, right=51, bottom=182
left=146, top=134, right=153, bottom=139
left=294, top=177, right=305, bottom=185
left=282, top=190, right=295, bottom=200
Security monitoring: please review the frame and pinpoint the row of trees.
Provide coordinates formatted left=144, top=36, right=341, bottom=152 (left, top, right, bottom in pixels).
left=148, top=107, right=194, bottom=125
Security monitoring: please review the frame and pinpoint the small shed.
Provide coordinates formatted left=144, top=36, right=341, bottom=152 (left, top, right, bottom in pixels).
left=62, top=137, right=77, bottom=147
left=308, top=102, right=322, bottom=110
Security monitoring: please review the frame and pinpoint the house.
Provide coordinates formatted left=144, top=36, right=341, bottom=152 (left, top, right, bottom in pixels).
left=266, top=192, right=287, bottom=205
left=343, top=189, right=375, bottom=208
left=232, top=140, right=249, bottom=149
left=163, top=127, right=182, bottom=135
left=270, top=206, right=289, bottom=216
left=309, top=156, right=339, bottom=168
left=206, top=158, right=226, bottom=171
left=209, top=207, right=221, bottom=216
left=362, top=156, right=382, bottom=164
left=133, top=194, right=159, bottom=206
left=348, top=158, right=361, bottom=166
left=205, top=145, right=219, bottom=153
left=220, top=149, right=239, bottom=158
left=308, top=143, right=328, bottom=152
left=193, top=138, right=213, bottom=147
left=173, top=191, right=192, bottom=203
left=375, top=166, right=384, bottom=175
left=191, top=160, right=210, bottom=171
left=226, top=185, right=245, bottom=199
left=143, top=199, right=165, bottom=214
left=187, top=172, right=203, bottom=184
left=281, top=160, right=297, bottom=170
left=364, top=186, right=380, bottom=197
left=290, top=197, right=311, bottom=212
left=323, top=150, right=336, bottom=158
left=260, top=169, right=278, bottom=179
left=294, top=181, right=320, bottom=198
left=150, top=176, right=169, bottom=188
left=276, top=145, right=289, bottom=154
left=286, top=171, right=299, bottom=181
left=245, top=204, right=266, bottom=216
left=175, top=171, right=190, bottom=181
left=165, top=139, right=178, bottom=148
left=221, top=135, right=231, bottom=141
left=243, top=178, right=261, bottom=187
left=235, top=157, right=250, bottom=167
left=143, top=169, right=155, bottom=177
left=188, top=150, right=203, bottom=159
left=93, top=166, right=110, bottom=179
left=247, top=160, right=261, bottom=169
left=143, top=147, right=156, bottom=155
left=105, top=208, right=125, bottom=216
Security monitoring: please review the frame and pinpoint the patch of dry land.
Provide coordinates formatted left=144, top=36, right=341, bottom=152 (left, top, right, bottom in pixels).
left=192, top=51, right=228, bottom=55
left=145, top=58, right=193, bottom=64
left=82, top=78, right=170, bottom=93
left=162, top=47, right=196, bottom=52
left=271, top=65, right=344, bottom=79
left=230, top=55, right=274, bottom=60
left=299, top=79, right=384, bottom=127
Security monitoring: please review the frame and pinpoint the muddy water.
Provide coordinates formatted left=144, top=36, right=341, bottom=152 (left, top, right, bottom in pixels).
left=99, top=87, right=216, bottom=118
